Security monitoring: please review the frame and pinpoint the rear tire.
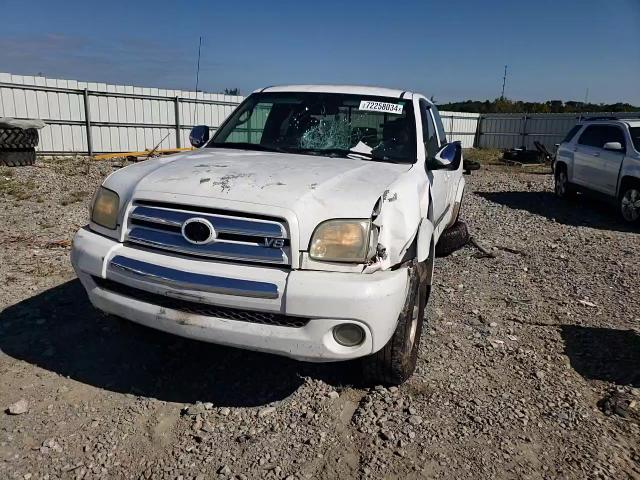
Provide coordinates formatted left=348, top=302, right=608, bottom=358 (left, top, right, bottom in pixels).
left=435, top=220, right=469, bottom=257
left=0, top=149, right=36, bottom=167
left=362, top=262, right=428, bottom=386
left=554, top=165, right=575, bottom=199
left=619, top=185, right=640, bottom=224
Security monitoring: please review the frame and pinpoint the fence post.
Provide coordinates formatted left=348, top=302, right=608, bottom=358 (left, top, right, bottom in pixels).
left=449, top=116, right=454, bottom=141
left=521, top=115, right=528, bottom=148
left=474, top=115, right=483, bottom=148
left=174, top=96, right=181, bottom=148
left=82, top=89, right=93, bottom=156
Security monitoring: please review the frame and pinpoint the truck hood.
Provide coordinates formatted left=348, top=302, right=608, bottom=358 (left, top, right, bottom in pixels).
left=123, top=148, right=413, bottom=243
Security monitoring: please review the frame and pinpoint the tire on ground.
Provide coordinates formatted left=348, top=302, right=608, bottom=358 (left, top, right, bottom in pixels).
left=0, top=149, right=36, bottom=167
left=463, top=159, right=480, bottom=172
left=435, top=220, right=469, bottom=257
left=0, top=128, right=39, bottom=149
left=619, top=181, right=640, bottom=224
left=362, top=262, right=428, bottom=386
left=554, top=163, right=576, bottom=199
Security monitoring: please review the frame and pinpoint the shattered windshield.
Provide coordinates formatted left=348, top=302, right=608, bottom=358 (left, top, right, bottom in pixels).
left=208, top=92, right=417, bottom=164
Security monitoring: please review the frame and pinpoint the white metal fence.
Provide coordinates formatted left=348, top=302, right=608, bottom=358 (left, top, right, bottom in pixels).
left=13, top=73, right=639, bottom=154
left=0, top=73, right=242, bottom=154
left=477, top=112, right=640, bottom=150
left=0, top=73, right=480, bottom=154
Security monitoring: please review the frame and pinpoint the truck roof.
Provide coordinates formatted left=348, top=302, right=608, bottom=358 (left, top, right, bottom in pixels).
left=582, top=116, right=640, bottom=126
left=253, top=84, right=417, bottom=99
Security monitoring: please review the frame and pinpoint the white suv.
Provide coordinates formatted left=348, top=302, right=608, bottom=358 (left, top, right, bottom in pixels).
left=71, top=85, right=467, bottom=385
left=554, top=118, right=640, bottom=223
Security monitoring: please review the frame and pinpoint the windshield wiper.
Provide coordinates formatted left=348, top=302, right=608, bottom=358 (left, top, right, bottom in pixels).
left=207, top=142, right=288, bottom=154
left=297, top=148, right=404, bottom=163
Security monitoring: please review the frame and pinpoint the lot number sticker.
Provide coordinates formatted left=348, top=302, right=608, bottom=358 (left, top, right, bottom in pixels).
left=359, top=101, right=404, bottom=115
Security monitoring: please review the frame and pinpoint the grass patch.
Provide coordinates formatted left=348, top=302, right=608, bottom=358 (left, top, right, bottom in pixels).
left=41, top=156, right=88, bottom=176
left=0, top=166, right=15, bottom=177
left=59, top=190, right=89, bottom=206
left=463, top=148, right=504, bottom=165
left=0, top=177, right=35, bottom=200
left=464, top=148, right=552, bottom=175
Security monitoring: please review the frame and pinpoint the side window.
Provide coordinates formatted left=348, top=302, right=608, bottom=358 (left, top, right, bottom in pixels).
left=562, top=125, right=582, bottom=143
left=578, top=125, right=626, bottom=150
left=431, top=105, right=447, bottom=145
left=600, top=126, right=626, bottom=149
left=578, top=126, right=604, bottom=148
left=419, top=99, right=439, bottom=158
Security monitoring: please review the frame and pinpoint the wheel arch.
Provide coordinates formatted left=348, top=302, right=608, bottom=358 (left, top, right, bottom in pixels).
left=555, top=160, right=568, bottom=174
left=618, top=175, right=640, bottom=198
left=415, top=188, right=435, bottom=285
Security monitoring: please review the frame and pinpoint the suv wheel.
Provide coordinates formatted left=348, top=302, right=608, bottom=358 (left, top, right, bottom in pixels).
left=620, top=186, right=640, bottom=223
left=362, top=262, right=428, bottom=385
left=554, top=167, right=575, bottom=198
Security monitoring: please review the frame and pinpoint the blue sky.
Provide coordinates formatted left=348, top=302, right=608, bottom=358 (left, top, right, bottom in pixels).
left=1, top=0, right=639, bottom=104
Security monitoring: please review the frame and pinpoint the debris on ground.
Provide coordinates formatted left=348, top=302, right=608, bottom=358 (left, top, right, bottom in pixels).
left=6, top=398, right=29, bottom=415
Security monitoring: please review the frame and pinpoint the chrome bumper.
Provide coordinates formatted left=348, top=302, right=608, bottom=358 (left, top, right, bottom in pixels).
left=108, top=255, right=279, bottom=299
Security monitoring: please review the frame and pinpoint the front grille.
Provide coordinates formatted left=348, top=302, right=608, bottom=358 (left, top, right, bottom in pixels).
left=93, top=276, right=310, bottom=328
left=125, top=201, right=291, bottom=266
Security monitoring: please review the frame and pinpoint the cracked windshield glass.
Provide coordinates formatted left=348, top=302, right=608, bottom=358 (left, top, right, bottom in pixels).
left=209, top=92, right=416, bottom=163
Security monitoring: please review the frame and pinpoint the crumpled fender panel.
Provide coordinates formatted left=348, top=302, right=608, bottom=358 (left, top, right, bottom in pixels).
left=365, top=167, right=431, bottom=272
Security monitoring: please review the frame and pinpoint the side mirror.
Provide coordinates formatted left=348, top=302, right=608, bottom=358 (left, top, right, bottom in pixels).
left=189, top=125, right=210, bottom=148
left=426, top=142, right=462, bottom=170
left=603, top=141, right=623, bottom=152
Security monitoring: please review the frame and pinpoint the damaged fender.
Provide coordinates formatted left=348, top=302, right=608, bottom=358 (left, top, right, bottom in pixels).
left=416, top=218, right=434, bottom=262
left=366, top=168, right=431, bottom=272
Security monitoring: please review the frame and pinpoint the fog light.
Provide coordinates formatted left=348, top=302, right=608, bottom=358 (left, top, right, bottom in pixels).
left=333, top=324, right=365, bottom=347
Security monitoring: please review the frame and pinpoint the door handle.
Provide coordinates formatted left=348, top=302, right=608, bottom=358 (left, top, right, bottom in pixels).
left=592, top=152, right=600, bottom=157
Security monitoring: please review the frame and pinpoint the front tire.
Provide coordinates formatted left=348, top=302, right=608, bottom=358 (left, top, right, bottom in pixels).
left=362, top=262, right=428, bottom=385
left=620, top=185, right=640, bottom=224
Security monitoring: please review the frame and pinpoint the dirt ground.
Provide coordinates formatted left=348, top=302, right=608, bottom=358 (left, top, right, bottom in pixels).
left=0, top=156, right=638, bottom=480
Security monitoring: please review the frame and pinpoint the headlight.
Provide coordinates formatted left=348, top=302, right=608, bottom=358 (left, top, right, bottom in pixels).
left=91, top=187, right=120, bottom=229
left=309, top=219, right=371, bottom=262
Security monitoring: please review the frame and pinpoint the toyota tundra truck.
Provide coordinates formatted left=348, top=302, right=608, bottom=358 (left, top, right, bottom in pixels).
left=71, top=85, right=467, bottom=385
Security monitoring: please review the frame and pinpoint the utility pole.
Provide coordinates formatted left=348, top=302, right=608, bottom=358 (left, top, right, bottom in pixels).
left=500, top=65, right=508, bottom=100
left=583, top=87, right=589, bottom=104
left=192, top=36, right=203, bottom=127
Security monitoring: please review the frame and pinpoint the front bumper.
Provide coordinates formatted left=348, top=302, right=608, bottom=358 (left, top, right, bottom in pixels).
left=71, top=227, right=409, bottom=362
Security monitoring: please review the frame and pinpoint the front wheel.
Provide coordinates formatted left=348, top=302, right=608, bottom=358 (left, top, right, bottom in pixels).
left=362, top=262, right=428, bottom=385
left=620, top=186, right=640, bottom=224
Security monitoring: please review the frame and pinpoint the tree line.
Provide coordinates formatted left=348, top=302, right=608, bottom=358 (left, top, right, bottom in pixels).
left=436, top=98, right=640, bottom=114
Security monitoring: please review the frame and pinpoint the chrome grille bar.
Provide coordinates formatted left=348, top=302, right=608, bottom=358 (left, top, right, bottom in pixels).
left=125, top=202, right=290, bottom=266
left=130, top=205, right=285, bottom=238
left=128, top=227, right=287, bottom=264
left=108, top=256, right=279, bottom=299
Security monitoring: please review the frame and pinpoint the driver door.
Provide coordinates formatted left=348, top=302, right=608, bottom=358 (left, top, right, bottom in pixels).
left=420, top=100, right=450, bottom=229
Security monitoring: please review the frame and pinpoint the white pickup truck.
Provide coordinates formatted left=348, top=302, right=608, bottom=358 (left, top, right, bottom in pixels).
left=71, top=85, right=467, bottom=384
left=554, top=118, right=640, bottom=223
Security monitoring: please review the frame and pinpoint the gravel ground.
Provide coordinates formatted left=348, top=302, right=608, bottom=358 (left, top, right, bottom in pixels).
left=1, top=156, right=638, bottom=480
